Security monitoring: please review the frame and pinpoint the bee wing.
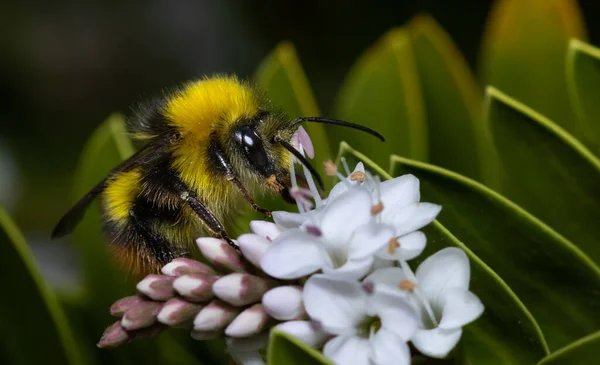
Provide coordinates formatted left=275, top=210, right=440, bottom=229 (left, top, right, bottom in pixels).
left=51, top=142, right=159, bottom=239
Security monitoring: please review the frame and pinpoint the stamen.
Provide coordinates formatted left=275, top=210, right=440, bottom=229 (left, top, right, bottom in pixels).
left=370, top=202, right=384, bottom=216
left=362, top=281, right=375, bottom=295
left=290, top=187, right=314, bottom=211
left=299, top=145, right=323, bottom=208
left=341, top=157, right=351, bottom=175
left=398, top=259, right=439, bottom=327
left=387, top=238, right=400, bottom=254
left=350, top=171, right=366, bottom=183
left=305, top=225, right=322, bottom=237
left=289, top=157, right=305, bottom=213
left=323, top=160, right=337, bottom=177
left=398, top=280, right=415, bottom=292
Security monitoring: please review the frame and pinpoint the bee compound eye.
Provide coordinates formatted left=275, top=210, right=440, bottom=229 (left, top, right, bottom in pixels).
left=239, top=128, right=269, bottom=169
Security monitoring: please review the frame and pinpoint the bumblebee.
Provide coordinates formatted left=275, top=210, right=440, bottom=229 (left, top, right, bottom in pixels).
left=52, top=76, right=383, bottom=276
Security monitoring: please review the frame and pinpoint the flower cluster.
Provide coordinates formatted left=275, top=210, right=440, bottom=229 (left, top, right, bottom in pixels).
left=98, top=143, right=483, bottom=365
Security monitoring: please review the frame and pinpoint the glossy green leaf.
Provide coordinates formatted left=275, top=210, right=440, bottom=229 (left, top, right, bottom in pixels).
left=566, top=38, right=600, bottom=154
left=337, top=143, right=549, bottom=364
left=485, top=87, right=600, bottom=267
left=0, top=206, right=84, bottom=365
left=255, top=41, right=331, bottom=161
left=538, top=331, right=600, bottom=365
left=386, top=152, right=600, bottom=350
left=332, top=28, right=427, bottom=168
left=408, top=15, right=497, bottom=183
left=268, top=329, right=334, bottom=365
left=479, top=0, right=586, bottom=135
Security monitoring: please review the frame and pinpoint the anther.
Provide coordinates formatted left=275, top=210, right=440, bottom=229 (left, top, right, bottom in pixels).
left=370, top=202, right=384, bottom=216
left=387, top=238, right=400, bottom=254
left=350, top=171, right=366, bottom=183
left=399, top=280, right=415, bottom=292
left=323, top=160, right=337, bottom=177
left=305, top=225, right=322, bottom=237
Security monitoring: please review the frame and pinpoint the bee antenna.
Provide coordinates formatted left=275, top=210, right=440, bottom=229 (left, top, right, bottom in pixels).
left=289, top=117, right=385, bottom=142
left=276, top=138, right=324, bottom=190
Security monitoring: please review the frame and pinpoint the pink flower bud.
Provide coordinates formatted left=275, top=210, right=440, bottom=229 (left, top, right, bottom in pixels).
left=121, top=302, right=162, bottom=331
left=193, top=300, right=240, bottom=332
left=225, top=304, right=270, bottom=338
left=262, top=286, right=305, bottom=320
left=237, top=234, right=270, bottom=267
left=157, top=298, right=203, bottom=327
left=196, top=237, right=247, bottom=272
left=162, top=258, right=215, bottom=276
left=136, top=275, right=175, bottom=301
left=212, top=273, right=275, bottom=306
left=97, top=321, right=130, bottom=348
left=173, top=273, right=218, bottom=302
left=110, top=295, right=145, bottom=317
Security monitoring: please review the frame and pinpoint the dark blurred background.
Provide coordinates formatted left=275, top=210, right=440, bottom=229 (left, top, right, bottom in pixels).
left=1, top=0, right=599, bottom=289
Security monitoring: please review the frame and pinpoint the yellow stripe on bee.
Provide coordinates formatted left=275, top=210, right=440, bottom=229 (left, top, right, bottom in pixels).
left=103, top=168, right=141, bottom=223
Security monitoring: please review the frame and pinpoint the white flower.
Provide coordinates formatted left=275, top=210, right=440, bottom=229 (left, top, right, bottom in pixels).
left=303, top=274, right=419, bottom=365
left=261, top=187, right=396, bottom=280
left=226, top=333, right=268, bottom=365
left=366, top=248, right=484, bottom=358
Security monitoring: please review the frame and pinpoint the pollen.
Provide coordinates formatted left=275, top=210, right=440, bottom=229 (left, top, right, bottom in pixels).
left=350, top=171, right=366, bottom=182
left=399, top=280, right=415, bottom=292
left=265, top=174, right=283, bottom=191
left=323, top=160, right=337, bottom=176
left=387, top=238, right=400, bottom=254
left=370, top=201, right=384, bottom=216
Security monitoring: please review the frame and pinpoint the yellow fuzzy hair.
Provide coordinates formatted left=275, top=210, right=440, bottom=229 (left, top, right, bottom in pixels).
left=103, top=168, right=142, bottom=223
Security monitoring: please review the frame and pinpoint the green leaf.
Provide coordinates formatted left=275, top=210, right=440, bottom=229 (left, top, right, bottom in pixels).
left=479, top=0, right=586, bottom=136
left=566, top=39, right=600, bottom=154
left=332, top=28, right=427, bottom=168
left=268, top=329, right=334, bottom=365
left=538, top=331, right=600, bottom=365
left=387, top=152, right=600, bottom=350
left=408, top=15, right=497, bottom=183
left=255, top=41, right=331, bottom=161
left=485, top=87, right=600, bottom=267
left=337, top=143, right=549, bottom=364
left=0, top=206, right=84, bottom=365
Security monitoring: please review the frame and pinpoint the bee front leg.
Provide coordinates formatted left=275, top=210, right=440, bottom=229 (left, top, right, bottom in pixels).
left=227, top=176, right=271, bottom=217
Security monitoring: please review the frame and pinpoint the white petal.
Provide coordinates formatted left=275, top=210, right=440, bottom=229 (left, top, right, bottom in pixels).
left=379, top=174, right=420, bottom=209
left=415, top=247, right=470, bottom=306
left=249, top=220, right=282, bottom=241
left=349, top=223, right=395, bottom=260
left=303, top=275, right=366, bottom=334
left=365, top=267, right=406, bottom=288
left=371, top=257, right=395, bottom=271
left=370, top=290, right=418, bottom=341
left=327, top=163, right=366, bottom=203
left=321, top=188, right=372, bottom=244
left=260, top=231, right=324, bottom=279
left=411, top=327, right=462, bottom=359
left=272, top=211, right=309, bottom=229
left=375, top=231, right=426, bottom=261
left=227, top=334, right=268, bottom=365
left=262, top=286, right=305, bottom=321
left=370, top=328, right=411, bottom=365
left=237, top=234, right=270, bottom=267
left=323, top=334, right=370, bottom=365
left=275, top=321, right=327, bottom=348
left=438, top=288, right=484, bottom=330
left=386, top=203, right=441, bottom=237
left=322, top=257, right=373, bottom=281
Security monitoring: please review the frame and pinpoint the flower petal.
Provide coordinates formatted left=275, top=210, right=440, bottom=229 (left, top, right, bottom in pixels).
left=438, top=288, right=484, bottom=330
left=260, top=230, right=324, bottom=279
left=370, top=290, right=418, bottom=341
left=322, top=257, right=373, bottom=281
left=275, top=320, right=327, bottom=348
left=411, top=327, right=462, bottom=359
left=370, top=328, right=411, bottom=365
left=227, top=334, right=268, bottom=365
left=321, top=187, right=372, bottom=244
left=376, top=231, right=426, bottom=261
left=249, top=220, right=282, bottom=241
left=415, top=247, right=470, bottom=306
left=386, top=203, right=441, bottom=237
left=323, top=334, right=370, bottom=365
left=349, top=223, right=395, bottom=260
left=237, top=234, right=270, bottom=268
left=365, top=267, right=407, bottom=289
left=303, top=275, right=366, bottom=334
left=379, top=174, right=420, bottom=209
left=272, top=211, right=309, bottom=229
left=327, top=163, right=365, bottom=203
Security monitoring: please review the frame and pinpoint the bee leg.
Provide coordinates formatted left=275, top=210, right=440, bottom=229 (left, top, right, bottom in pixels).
left=182, top=191, right=239, bottom=251
left=228, top=176, right=271, bottom=217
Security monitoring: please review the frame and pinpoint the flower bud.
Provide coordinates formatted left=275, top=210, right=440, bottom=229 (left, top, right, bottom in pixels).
left=173, top=273, right=218, bottom=302
left=193, top=300, right=240, bottom=332
left=196, top=237, right=247, bottom=272
left=162, top=258, right=215, bottom=277
left=97, top=321, right=130, bottom=348
left=237, top=234, right=269, bottom=267
left=262, top=286, right=305, bottom=320
left=157, top=297, right=203, bottom=327
left=212, top=273, right=274, bottom=306
left=136, top=275, right=175, bottom=301
left=249, top=220, right=282, bottom=241
left=121, top=301, right=162, bottom=331
left=275, top=321, right=327, bottom=348
left=110, top=295, right=145, bottom=317
left=225, top=304, right=270, bottom=338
